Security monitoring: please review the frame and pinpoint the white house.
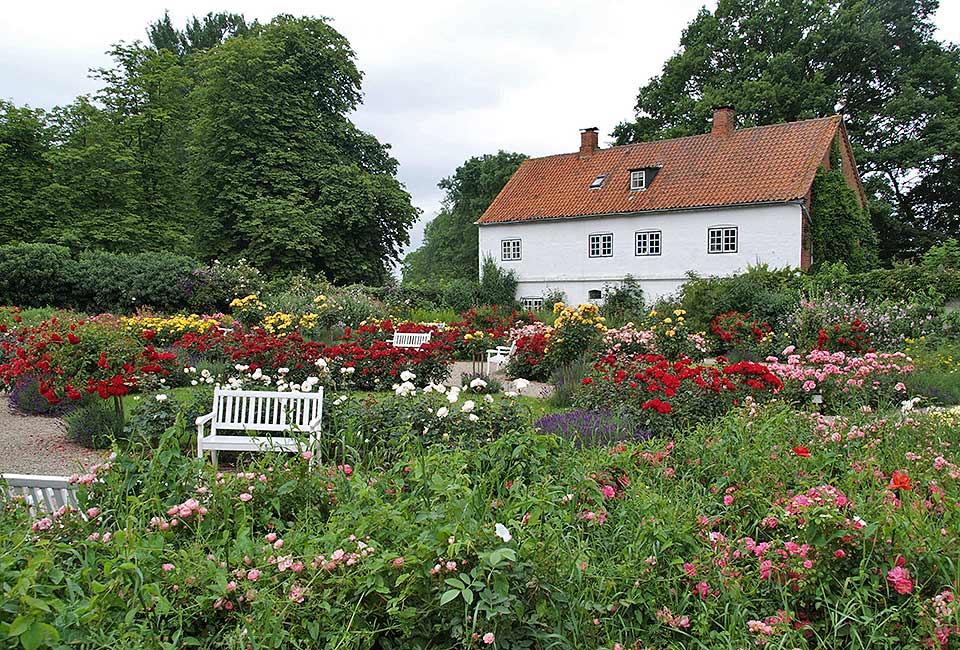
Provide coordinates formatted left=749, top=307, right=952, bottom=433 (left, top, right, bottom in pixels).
left=477, top=107, right=866, bottom=307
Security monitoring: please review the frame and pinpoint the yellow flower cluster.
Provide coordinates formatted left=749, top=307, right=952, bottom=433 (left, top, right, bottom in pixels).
left=552, top=302, right=607, bottom=332
left=263, top=311, right=320, bottom=334
left=313, top=295, right=331, bottom=311
left=648, top=308, right=689, bottom=337
left=463, top=330, right=486, bottom=341
left=121, top=313, right=218, bottom=338
left=230, top=294, right=266, bottom=310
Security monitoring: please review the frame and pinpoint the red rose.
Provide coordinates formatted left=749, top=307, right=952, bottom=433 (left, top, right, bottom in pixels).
left=581, top=377, right=593, bottom=385
left=792, top=446, right=811, bottom=458
left=142, top=329, right=156, bottom=341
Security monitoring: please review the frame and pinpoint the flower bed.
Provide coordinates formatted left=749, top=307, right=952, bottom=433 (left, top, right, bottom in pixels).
left=766, top=348, right=914, bottom=412
left=3, top=401, right=958, bottom=647
left=575, top=352, right=783, bottom=434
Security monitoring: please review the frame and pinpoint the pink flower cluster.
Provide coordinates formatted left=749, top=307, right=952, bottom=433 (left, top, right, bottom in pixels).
left=766, top=349, right=914, bottom=395
left=656, top=607, right=690, bottom=629
left=149, top=496, right=208, bottom=531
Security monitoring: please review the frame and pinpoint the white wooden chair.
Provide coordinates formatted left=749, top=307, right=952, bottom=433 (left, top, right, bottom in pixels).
left=196, top=388, right=324, bottom=468
left=390, top=331, right=432, bottom=349
left=1, top=474, right=77, bottom=516
left=486, top=341, right=517, bottom=375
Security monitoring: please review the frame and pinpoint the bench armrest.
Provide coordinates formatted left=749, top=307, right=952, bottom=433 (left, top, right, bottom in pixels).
left=195, top=413, right=214, bottom=427
left=308, top=415, right=323, bottom=431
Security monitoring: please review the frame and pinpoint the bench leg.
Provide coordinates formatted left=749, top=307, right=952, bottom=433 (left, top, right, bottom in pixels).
left=210, top=449, right=218, bottom=470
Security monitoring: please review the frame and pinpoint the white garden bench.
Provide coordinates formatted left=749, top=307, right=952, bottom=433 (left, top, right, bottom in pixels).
left=196, top=388, right=324, bottom=468
left=486, top=341, right=517, bottom=375
left=1, top=473, right=77, bottom=516
left=390, top=331, right=432, bottom=349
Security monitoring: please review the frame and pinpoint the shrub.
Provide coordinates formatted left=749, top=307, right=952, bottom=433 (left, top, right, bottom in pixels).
left=504, top=321, right=551, bottom=381
left=602, top=275, right=645, bottom=324
left=543, top=302, right=606, bottom=372
left=0, top=243, right=77, bottom=307
left=64, top=398, right=124, bottom=448
left=679, top=265, right=802, bottom=331
left=123, top=393, right=187, bottom=448
left=441, top=278, right=481, bottom=312
left=710, top=311, right=774, bottom=353
left=765, top=348, right=913, bottom=412
left=186, top=258, right=266, bottom=312
left=575, top=353, right=783, bottom=435
left=72, top=251, right=202, bottom=313
left=478, top=256, right=518, bottom=307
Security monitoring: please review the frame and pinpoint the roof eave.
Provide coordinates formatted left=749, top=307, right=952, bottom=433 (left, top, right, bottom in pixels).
left=476, top=199, right=807, bottom=225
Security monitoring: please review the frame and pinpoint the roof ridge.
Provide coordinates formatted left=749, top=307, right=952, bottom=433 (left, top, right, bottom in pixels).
left=521, top=115, right=841, bottom=163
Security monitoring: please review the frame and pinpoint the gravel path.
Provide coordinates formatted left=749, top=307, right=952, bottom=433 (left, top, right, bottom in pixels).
left=0, top=396, right=105, bottom=476
left=445, top=361, right=553, bottom=397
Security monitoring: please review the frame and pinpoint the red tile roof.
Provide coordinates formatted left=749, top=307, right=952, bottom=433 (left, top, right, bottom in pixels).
left=477, top=116, right=843, bottom=224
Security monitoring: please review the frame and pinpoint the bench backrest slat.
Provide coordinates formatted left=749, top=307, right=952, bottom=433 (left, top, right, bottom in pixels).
left=210, top=388, right=324, bottom=433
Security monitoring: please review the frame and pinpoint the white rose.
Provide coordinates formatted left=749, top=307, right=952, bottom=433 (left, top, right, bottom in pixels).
left=436, top=407, right=449, bottom=418
left=400, top=370, right=416, bottom=382
left=461, top=400, right=475, bottom=413
left=155, top=394, right=168, bottom=402
left=468, top=413, right=479, bottom=422
left=494, top=523, right=512, bottom=543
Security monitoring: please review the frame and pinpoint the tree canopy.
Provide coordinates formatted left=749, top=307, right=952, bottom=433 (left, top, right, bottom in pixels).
left=612, top=0, right=960, bottom=262
left=403, top=151, right=526, bottom=283
left=0, top=13, right=417, bottom=284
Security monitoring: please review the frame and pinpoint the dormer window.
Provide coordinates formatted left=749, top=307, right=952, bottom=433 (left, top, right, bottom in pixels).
left=630, top=169, right=646, bottom=191
left=589, top=175, right=606, bottom=189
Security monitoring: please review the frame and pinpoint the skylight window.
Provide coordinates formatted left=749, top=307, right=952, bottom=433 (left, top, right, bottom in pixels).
left=589, top=175, right=606, bottom=189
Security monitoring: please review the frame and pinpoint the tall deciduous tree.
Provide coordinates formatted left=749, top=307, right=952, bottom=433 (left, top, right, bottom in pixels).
left=403, top=151, right=527, bottom=283
left=0, top=101, right=50, bottom=242
left=612, top=0, right=960, bottom=261
left=191, top=15, right=417, bottom=283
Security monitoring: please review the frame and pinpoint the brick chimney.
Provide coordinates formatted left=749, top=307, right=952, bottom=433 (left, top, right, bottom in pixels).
left=579, top=127, right=599, bottom=156
left=711, top=107, right=736, bottom=137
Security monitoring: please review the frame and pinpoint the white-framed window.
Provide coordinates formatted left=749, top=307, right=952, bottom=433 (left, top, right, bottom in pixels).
left=635, top=230, right=661, bottom=256
left=501, top=238, right=522, bottom=261
left=589, top=174, right=606, bottom=189
left=630, top=169, right=646, bottom=191
left=588, top=233, right=613, bottom=258
left=520, top=296, right=543, bottom=310
left=708, top=226, right=738, bottom=254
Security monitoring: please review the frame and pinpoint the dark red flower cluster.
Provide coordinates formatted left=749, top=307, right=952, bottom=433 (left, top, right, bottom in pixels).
left=710, top=312, right=773, bottom=347
left=816, top=320, right=872, bottom=352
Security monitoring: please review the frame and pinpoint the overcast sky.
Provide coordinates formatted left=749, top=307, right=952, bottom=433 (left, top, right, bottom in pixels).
left=3, top=0, right=960, bottom=253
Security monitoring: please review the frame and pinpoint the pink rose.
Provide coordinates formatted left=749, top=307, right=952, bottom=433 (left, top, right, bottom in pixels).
left=887, top=565, right=913, bottom=595
left=301, top=451, right=313, bottom=460
left=723, top=494, right=734, bottom=506
left=482, top=632, right=495, bottom=645
left=239, top=493, right=253, bottom=502
left=161, top=563, right=175, bottom=572
left=247, top=569, right=261, bottom=582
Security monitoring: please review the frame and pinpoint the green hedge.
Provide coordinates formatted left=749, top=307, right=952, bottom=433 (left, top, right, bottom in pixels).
left=0, top=243, right=202, bottom=312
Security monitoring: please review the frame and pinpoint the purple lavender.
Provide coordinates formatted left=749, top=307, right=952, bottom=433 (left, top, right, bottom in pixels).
left=534, top=409, right=655, bottom=449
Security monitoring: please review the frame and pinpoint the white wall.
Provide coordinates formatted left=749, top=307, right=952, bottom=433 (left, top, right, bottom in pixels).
left=478, top=203, right=803, bottom=304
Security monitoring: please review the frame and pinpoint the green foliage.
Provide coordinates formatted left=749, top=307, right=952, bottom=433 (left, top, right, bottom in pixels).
left=612, top=0, right=960, bottom=257
left=922, top=238, right=960, bottom=269
left=810, top=167, right=879, bottom=271
left=6, top=400, right=957, bottom=646
left=679, top=265, right=803, bottom=331
left=601, top=275, right=645, bottom=325
left=477, top=256, right=518, bottom=307
left=403, top=151, right=527, bottom=283
left=72, top=251, right=202, bottom=313
left=0, top=244, right=76, bottom=308
left=1, top=14, right=418, bottom=286
left=191, top=16, right=417, bottom=283
left=441, top=279, right=481, bottom=312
